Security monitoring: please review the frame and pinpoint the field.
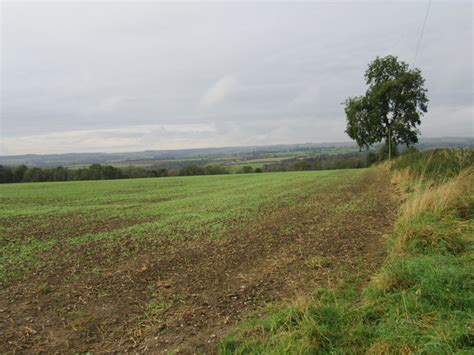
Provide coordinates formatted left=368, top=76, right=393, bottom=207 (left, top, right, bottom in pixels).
left=0, top=168, right=396, bottom=352
left=2, top=138, right=471, bottom=170
left=0, top=143, right=361, bottom=168
left=64, top=146, right=361, bottom=171
left=221, top=151, right=473, bottom=353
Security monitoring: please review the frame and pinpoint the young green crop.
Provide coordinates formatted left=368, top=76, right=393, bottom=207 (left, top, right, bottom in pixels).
left=0, top=170, right=363, bottom=281
left=220, top=152, right=473, bottom=354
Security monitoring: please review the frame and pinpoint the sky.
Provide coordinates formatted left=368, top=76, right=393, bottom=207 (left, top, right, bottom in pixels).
left=1, top=0, right=473, bottom=155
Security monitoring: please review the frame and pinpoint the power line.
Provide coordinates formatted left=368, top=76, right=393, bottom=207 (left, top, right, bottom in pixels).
left=413, top=0, right=432, bottom=66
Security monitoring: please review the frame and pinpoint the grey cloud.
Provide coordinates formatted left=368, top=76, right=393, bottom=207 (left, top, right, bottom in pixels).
left=1, top=1, right=472, bottom=154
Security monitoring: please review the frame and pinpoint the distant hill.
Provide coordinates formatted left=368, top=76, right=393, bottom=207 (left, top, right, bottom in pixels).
left=0, top=137, right=472, bottom=167
left=0, top=142, right=358, bottom=167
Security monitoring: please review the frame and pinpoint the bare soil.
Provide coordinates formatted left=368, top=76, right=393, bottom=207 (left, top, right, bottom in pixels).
left=0, top=169, right=397, bottom=354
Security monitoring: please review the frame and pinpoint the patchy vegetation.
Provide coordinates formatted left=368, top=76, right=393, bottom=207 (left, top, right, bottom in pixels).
left=0, top=168, right=397, bottom=352
left=2, top=148, right=471, bottom=353
left=220, top=149, right=473, bottom=354
left=1, top=170, right=350, bottom=281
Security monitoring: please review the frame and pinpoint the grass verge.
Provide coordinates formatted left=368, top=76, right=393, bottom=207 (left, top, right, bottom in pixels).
left=219, top=150, right=474, bottom=354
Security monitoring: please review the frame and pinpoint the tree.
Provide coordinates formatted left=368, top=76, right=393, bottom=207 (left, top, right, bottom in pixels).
left=0, top=165, right=13, bottom=183
left=179, top=165, right=205, bottom=176
left=291, top=160, right=312, bottom=171
left=53, top=166, right=69, bottom=181
left=241, top=166, right=254, bottom=174
left=89, top=163, right=104, bottom=179
left=13, top=165, right=28, bottom=182
left=22, top=167, right=42, bottom=182
left=102, top=165, right=122, bottom=179
left=204, top=165, right=229, bottom=175
left=344, top=55, right=428, bottom=160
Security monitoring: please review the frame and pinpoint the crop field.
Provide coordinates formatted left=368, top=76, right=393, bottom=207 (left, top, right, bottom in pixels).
left=57, top=146, right=360, bottom=171
left=0, top=169, right=396, bottom=353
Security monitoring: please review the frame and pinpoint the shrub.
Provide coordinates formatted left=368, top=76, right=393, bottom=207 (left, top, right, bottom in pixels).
left=240, top=166, right=254, bottom=174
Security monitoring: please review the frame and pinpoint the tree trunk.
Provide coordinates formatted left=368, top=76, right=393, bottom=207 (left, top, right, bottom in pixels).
left=388, top=126, right=392, bottom=160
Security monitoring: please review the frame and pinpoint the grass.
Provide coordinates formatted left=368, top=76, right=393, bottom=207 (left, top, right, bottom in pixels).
left=3, top=148, right=472, bottom=352
left=0, top=169, right=363, bottom=282
left=391, top=148, right=474, bottom=182
left=144, top=294, right=170, bottom=320
left=220, top=149, right=474, bottom=354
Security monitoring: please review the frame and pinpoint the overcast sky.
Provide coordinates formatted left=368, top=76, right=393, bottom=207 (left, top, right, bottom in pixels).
left=1, top=0, right=472, bottom=155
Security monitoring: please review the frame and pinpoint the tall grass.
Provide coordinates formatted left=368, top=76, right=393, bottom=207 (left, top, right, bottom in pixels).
left=220, top=149, right=474, bottom=354
left=391, top=148, right=474, bottom=183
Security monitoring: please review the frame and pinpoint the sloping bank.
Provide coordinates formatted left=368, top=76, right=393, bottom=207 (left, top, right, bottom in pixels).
left=220, top=149, right=474, bottom=354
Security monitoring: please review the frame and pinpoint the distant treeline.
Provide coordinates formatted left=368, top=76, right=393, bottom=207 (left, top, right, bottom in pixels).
left=0, top=163, right=238, bottom=183
left=0, top=153, right=371, bottom=184
left=261, top=153, right=368, bottom=172
left=0, top=164, right=166, bottom=183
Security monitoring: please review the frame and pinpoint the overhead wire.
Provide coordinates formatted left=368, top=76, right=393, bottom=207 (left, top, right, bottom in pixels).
left=413, top=0, right=432, bottom=66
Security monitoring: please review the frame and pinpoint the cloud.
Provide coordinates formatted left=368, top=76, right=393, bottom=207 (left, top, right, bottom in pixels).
left=420, top=104, right=474, bottom=138
left=97, top=96, right=143, bottom=113
left=0, top=124, right=216, bottom=155
left=200, top=76, right=238, bottom=109
left=288, top=86, right=322, bottom=112
left=1, top=2, right=472, bottom=155
left=0, top=118, right=350, bottom=155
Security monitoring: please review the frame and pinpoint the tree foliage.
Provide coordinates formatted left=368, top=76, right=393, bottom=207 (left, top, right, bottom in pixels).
left=345, top=55, right=428, bottom=159
left=0, top=164, right=168, bottom=183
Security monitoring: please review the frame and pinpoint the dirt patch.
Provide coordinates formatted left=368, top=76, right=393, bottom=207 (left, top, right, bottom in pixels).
left=1, top=213, right=154, bottom=242
left=0, top=169, right=397, bottom=354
